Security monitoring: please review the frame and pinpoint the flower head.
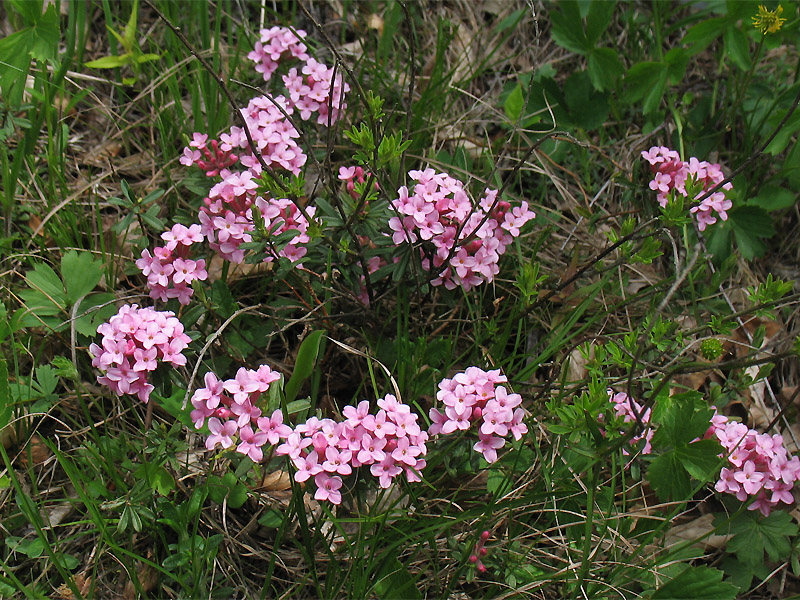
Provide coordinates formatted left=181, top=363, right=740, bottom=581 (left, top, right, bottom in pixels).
left=753, top=4, right=786, bottom=34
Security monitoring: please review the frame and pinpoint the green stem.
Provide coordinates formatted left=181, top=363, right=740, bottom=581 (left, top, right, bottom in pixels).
left=576, top=461, right=598, bottom=596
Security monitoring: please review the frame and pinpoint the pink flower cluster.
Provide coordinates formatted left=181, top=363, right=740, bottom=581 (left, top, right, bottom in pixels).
left=193, top=374, right=429, bottom=505
left=707, top=412, right=800, bottom=516
left=275, top=396, right=429, bottom=505
left=428, top=367, right=527, bottom=463
left=468, top=530, right=491, bottom=573
left=282, top=58, right=350, bottom=126
left=136, top=224, right=208, bottom=305
left=609, top=390, right=654, bottom=455
left=339, top=165, right=376, bottom=200
left=180, top=27, right=339, bottom=268
left=179, top=133, right=238, bottom=177
left=189, top=366, right=288, bottom=462
left=219, top=96, right=306, bottom=175
left=641, top=146, right=733, bottom=231
left=248, top=26, right=310, bottom=81
left=90, top=305, right=191, bottom=403
left=248, top=26, right=349, bottom=126
left=389, top=169, right=535, bottom=291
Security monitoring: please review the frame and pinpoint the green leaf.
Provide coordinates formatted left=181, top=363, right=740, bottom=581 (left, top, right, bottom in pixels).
left=134, top=53, right=161, bottom=65
left=504, top=83, right=524, bottom=121
left=284, top=330, right=325, bottom=405
left=652, top=566, right=738, bottom=599
left=372, top=557, right=422, bottom=600
left=764, top=110, right=800, bottom=156
left=729, top=205, right=775, bottom=259
left=122, top=0, right=139, bottom=50
left=624, top=62, right=668, bottom=114
left=587, top=47, right=624, bottom=92
left=681, top=17, right=728, bottom=55
left=61, top=250, right=103, bottom=305
left=726, top=511, right=799, bottom=568
left=564, top=70, right=609, bottom=129
left=748, top=185, right=797, bottom=211
left=549, top=1, right=592, bottom=54
left=651, top=391, right=712, bottom=447
left=585, top=0, right=616, bottom=45
left=648, top=451, right=691, bottom=501
left=675, top=439, right=722, bottom=481
left=152, top=466, right=175, bottom=496
left=35, top=365, right=58, bottom=396
left=724, top=26, right=751, bottom=71
left=258, top=508, right=284, bottom=528
left=85, top=54, right=133, bottom=69
left=153, top=387, right=196, bottom=430
left=24, top=263, right=66, bottom=308
left=664, top=47, right=690, bottom=84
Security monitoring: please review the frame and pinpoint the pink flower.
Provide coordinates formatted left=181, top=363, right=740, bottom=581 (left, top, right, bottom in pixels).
left=206, top=418, right=238, bottom=450
left=237, top=426, right=268, bottom=462
left=474, top=433, right=505, bottom=463
left=257, top=409, right=293, bottom=445
left=314, top=473, right=343, bottom=504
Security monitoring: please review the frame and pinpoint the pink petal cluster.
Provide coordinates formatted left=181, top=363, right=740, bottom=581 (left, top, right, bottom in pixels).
left=641, top=146, right=733, bottom=231
left=389, top=169, right=535, bottom=291
left=219, top=95, right=307, bottom=175
left=609, top=390, right=654, bottom=455
left=247, top=26, right=310, bottom=82
left=275, top=395, right=429, bottom=505
left=428, top=367, right=527, bottom=463
left=706, top=412, right=800, bottom=516
left=89, top=305, right=191, bottom=403
left=248, top=26, right=349, bottom=126
left=179, top=133, right=237, bottom=176
left=339, top=165, right=377, bottom=200
left=282, top=58, right=350, bottom=126
left=136, top=223, right=207, bottom=305
left=194, top=168, right=315, bottom=265
left=190, top=365, right=287, bottom=463
left=253, top=196, right=315, bottom=265
left=182, top=36, right=328, bottom=266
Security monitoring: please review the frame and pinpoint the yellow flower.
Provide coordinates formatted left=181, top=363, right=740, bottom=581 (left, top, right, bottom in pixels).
left=752, top=4, right=786, bottom=34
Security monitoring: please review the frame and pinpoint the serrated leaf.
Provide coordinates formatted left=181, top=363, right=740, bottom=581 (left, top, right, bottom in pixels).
left=24, top=263, right=66, bottom=308
left=648, top=451, right=691, bottom=501
left=585, top=1, right=616, bottom=45
left=587, top=47, right=624, bottom=92
left=651, top=392, right=712, bottom=447
left=676, top=439, right=722, bottom=481
left=748, top=185, right=797, bottom=211
left=549, top=1, right=592, bottom=54
left=727, top=511, right=799, bottom=568
left=652, top=566, right=738, bottom=599
left=61, top=250, right=103, bottom=304
left=35, top=364, right=58, bottom=395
